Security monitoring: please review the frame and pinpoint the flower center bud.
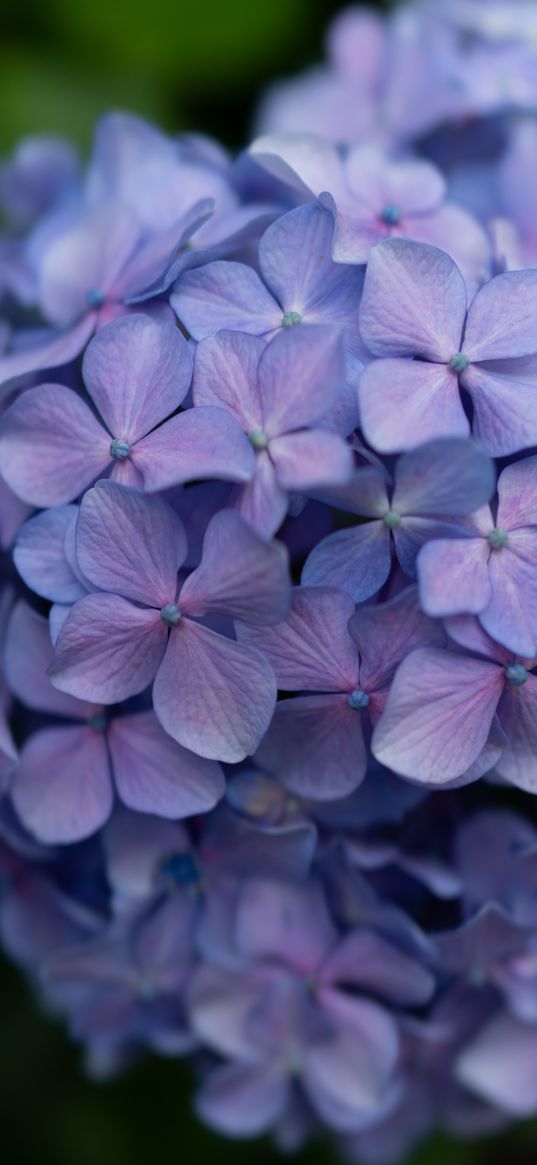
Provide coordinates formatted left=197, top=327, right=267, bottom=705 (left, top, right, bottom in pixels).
left=380, top=203, right=401, bottom=226
left=160, top=603, right=182, bottom=626
left=86, top=288, right=105, bottom=309
left=109, top=438, right=130, bottom=461
left=88, top=712, right=108, bottom=733
left=450, top=352, right=470, bottom=373
left=161, top=851, right=199, bottom=886
left=383, top=508, right=402, bottom=530
left=488, top=527, right=509, bottom=550
left=281, top=311, right=302, bottom=328
left=249, top=429, right=269, bottom=449
left=505, top=663, right=529, bottom=686
left=348, top=689, right=370, bottom=710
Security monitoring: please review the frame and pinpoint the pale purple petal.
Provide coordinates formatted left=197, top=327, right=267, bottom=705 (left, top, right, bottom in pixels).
left=344, top=146, right=445, bottom=215
left=234, top=451, right=288, bottom=538
left=153, top=619, right=277, bottom=762
left=350, top=586, right=446, bottom=693
left=76, top=481, right=186, bottom=606
left=12, top=726, right=113, bottom=843
left=258, top=325, right=346, bottom=435
left=172, top=261, right=280, bottom=339
left=359, top=360, right=469, bottom=453
left=392, top=438, right=495, bottom=516
left=270, top=429, right=353, bottom=491
left=462, top=359, right=537, bottom=456
left=131, top=407, right=256, bottom=491
left=372, top=647, right=504, bottom=783
left=192, top=331, right=266, bottom=430
left=249, top=133, right=343, bottom=199
left=49, top=594, right=166, bottom=703
left=496, top=454, right=537, bottom=531
left=320, top=929, right=435, bottom=1005
left=464, top=270, right=537, bottom=361
left=237, top=586, right=358, bottom=691
left=358, top=239, right=467, bottom=361
left=481, top=529, right=537, bottom=657
left=82, top=313, right=193, bottom=442
left=255, top=694, right=367, bottom=799
left=259, top=201, right=360, bottom=324
left=302, top=523, right=392, bottom=604
left=0, top=384, right=110, bottom=506
left=180, top=509, right=289, bottom=625
left=305, top=988, right=399, bottom=1115
left=107, top=710, right=225, bottom=817
left=418, top=538, right=491, bottom=617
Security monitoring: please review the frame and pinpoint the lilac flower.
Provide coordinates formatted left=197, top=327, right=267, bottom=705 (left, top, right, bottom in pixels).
left=189, top=878, right=406, bottom=1136
left=358, top=238, right=537, bottom=455
left=372, top=615, right=537, bottom=789
left=172, top=200, right=364, bottom=364
left=238, top=585, right=444, bottom=798
left=0, top=313, right=255, bottom=506
left=418, top=454, right=537, bottom=656
left=249, top=137, right=488, bottom=274
left=49, top=481, right=290, bottom=761
left=456, top=1012, right=537, bottom=1117
left=302, top=437, right=494, bottom=601
left=5, top=601, right=225, bottom=842
left=191, top=326, right=353, bottom=535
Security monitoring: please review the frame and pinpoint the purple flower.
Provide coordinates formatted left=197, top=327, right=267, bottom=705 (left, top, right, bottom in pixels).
left=456, top=1012, right=537, bottom=1117
left=418, top=454, right=537, bottom=656
left=249, top=137, right=488, bottom=274
left=358, top=238, right=537, bottom=455
left=0, top=313, right=254, bottom=505
left=49, top=481, right=290, bottom=761
left=302, top=437, right=495, bottom=602
left=238, top=585, right=444, bottom=798
left=5, top=601, right=225, bottom=842
left=373, top=615, right=537, bottom=789
left=172, top=201, right=364, bottom=359
left=191, top=326, right=353, bottom=535
left=189, top=878, right=405, bottom=1136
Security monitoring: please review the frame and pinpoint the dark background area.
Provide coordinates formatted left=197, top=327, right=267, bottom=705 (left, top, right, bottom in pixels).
left=1, top=2, right=537, bottom=1162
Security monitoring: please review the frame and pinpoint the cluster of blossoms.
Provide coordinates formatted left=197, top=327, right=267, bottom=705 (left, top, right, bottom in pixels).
left=5, top=1, right=537, bottom=1159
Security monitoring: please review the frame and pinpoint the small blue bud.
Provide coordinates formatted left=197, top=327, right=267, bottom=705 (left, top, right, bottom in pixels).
left=249, top=429, right=269, bottom=449
left=161, top=851, right=199, bottom=886
left=488, top=527, right=509, bottom=550
left=505, top=663, right=529, bottom=686
left=450, top=352, right=470, bottom=373
left=380, top=203, right=401, bottom=226
left=383, top=509, right=402, bottom=530
left=109, top=438, right=130, bottom=461
left=348, top=689, right=370, bottom=710
left=86, top=289, right=105, bottom=309
left=161, top=603, right=182, bottom=626
left=281, top=311, right=302, bottom=328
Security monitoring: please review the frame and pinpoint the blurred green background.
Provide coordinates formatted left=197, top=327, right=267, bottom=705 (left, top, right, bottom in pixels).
left=1, top=1, right=537, bottom=1162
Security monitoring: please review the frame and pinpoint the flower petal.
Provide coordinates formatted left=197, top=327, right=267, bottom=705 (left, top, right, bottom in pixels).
left=172, top=261, right=280, bottom=339
left=302, top=522, right=391, bottom=604
left=12, top=725, right=113, bottom=843
left=255, top=694, right=367, bottom=799
left=258, top=325, right=346, bottom=434
left=132, top=406, right=255, bottom=491
left=359, top=359, right=468, bottom=453
left=417, top=538, right=491, bottom=617
left=14, top=505, right=85, bottom=603
left=464, top=270, right=537, bottom=361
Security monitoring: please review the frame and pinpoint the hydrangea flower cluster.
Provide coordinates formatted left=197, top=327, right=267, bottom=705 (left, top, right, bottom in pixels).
left=4, top=2, right=537, bottom=1159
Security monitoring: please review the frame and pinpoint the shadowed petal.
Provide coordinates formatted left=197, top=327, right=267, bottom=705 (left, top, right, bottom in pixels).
left=237, top=586, right=358, bottom=691
left=180, top=509, right=290, bottom=624
left=196, top=1063, right=288, bottom=1138
left=256, top=694, right=367, bottom=800
left=302, top=522, right=392, bottom=603
left=49, top=594, right=166, bottom=703
left=108, top=710, right=225, bottom=818
left=153, top=619, right=277, bottom=762
left=0, top=384, right=110, bottom=506
left=496, top=677, right=537, bottom=793
left=5, top=600, right=95, bottom=719
left=12, top=725, right=113, bottom=843
left=76, top=481, right=186, bottom=605
left=305, top=987, right=399, bottom=1115
left=372, top=647, right=504, bottom=783
left=14, top=505, right=85, bottom=603
left=456, top=1014, right=537, bottom=1116
left=236, top=879, right=337, bottom=972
